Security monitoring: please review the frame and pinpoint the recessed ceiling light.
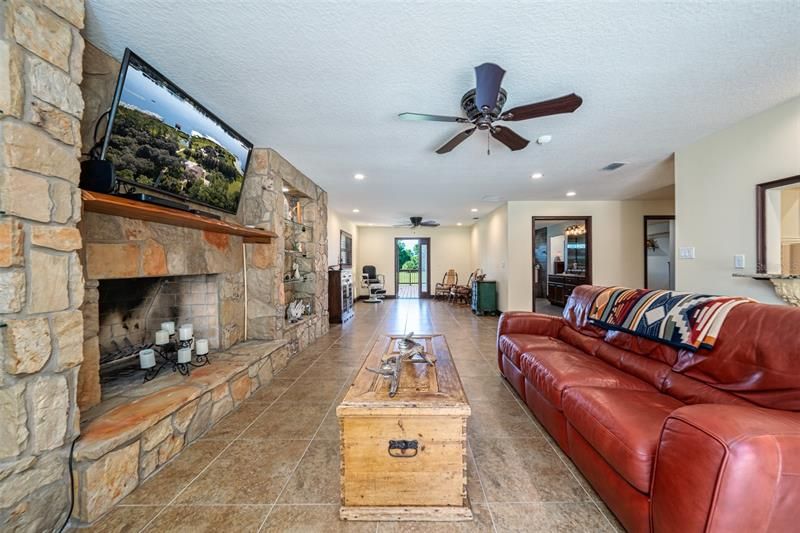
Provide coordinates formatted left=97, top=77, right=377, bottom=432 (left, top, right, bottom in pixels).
left=531, top=172, right=543, bottom=179
left=470, top=208, right=478, bottom=212
left=367, top=223, right=374, bottom=226
left=352, top=208, right=360, bottom=213
left=536, top=135, right=552, bottom=145
left=281, top=186, right=289, bottom=192
left=566, top=191, right=577, bottom=197
left=457, top=222, right=463, bottom=226
left=354, top=173, right=365, bottom=180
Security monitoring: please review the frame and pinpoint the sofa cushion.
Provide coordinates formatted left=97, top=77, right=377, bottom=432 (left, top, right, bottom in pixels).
left=520, top=350, right=653, bottom=410
left=563, top=387, right=684, bottom=493
left=499, top=334, right=572, bottom=367
left=672, top=302, right=800, bottom=411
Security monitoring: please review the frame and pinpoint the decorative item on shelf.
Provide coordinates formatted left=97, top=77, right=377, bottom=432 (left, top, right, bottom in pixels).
left=283, top=195, right=292, bottom=220
left=287, top=299, right=305, bottom=323
left=295, top=242, right=305, bottom=254
left=293, top=262, right=301, bottom=280
left=140, top=323, right=211, bottom=382
left=366, top=332, right=435, bottom=397
left=293, top=199, right=303, bottom=223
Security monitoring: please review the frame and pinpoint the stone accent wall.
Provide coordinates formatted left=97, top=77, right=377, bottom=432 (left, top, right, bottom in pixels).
left=0, top=0, right=86, bottom=530
left=240, top=148, right=329, bottom=354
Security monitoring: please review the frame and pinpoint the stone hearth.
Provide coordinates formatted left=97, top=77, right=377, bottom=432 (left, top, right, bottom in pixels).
left=73, top=340, right=288, bottom=522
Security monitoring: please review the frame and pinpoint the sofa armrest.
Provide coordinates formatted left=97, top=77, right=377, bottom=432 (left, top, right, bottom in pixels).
left=651, top=404, right=800, bottom=533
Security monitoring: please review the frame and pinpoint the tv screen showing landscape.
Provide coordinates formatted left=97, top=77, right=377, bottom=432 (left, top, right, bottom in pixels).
left=102, top=49, right=252, bottom=213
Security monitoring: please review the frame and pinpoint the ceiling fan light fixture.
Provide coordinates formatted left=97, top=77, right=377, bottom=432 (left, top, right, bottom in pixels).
left=400, top=64, right=581, bottom=155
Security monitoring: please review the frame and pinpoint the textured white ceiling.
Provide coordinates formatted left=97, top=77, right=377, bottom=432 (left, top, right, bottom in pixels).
left=84, top=1, right=800, bottom=226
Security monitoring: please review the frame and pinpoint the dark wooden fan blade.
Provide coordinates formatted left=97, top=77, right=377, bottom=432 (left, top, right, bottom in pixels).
left=491, top=126, right=530, bottom=151
left=435, top=127, right=476, bottom=154
left=474, top=63, right=506, bottom=112
left=420, top=221, right=440, bottom=227
left=399, top=112, right=468, bottom=123
left=501, top=93, right=583, bottom=121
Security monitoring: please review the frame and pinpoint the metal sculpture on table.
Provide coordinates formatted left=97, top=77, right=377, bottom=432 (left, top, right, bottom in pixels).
left=367, top=332, right=436, bottom=397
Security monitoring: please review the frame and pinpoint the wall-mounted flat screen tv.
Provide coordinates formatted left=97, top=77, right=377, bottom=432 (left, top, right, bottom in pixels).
left=101, top=49, right=253, bottom=214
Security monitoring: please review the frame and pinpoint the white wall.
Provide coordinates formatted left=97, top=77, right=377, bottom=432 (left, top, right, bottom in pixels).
left=504, top=199, right=674, bottom=311
left=471, top=205, right=509, bottom=310
left=675, top=96, right=800, bottom=304
left=327, top=209, right=359, bottom=273
left=357, top=226, right=474, bottom=296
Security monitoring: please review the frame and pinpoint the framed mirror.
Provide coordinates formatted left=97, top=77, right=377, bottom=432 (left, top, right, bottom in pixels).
left=339, top=230, right=353, bottom=268
left=756, top=175, right=800, bottom=274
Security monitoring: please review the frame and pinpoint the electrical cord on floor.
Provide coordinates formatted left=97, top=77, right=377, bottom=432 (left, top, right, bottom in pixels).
left=58, top=437, right=79, bottom=533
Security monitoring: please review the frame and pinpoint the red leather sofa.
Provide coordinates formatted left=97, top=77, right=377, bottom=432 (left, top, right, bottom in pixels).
left=497, top=285, right=800, bottom=533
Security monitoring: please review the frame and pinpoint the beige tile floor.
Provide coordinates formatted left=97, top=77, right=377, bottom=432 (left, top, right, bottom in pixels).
left=81, top=299, right=622, bottom=532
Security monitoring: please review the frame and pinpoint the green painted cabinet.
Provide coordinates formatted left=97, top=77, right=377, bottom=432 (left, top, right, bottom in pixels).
left=471, top=280, right=498, bottom=315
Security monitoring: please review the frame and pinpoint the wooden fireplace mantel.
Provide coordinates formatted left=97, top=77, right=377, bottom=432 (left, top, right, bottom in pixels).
left=81, top=190, right=276, bottom=243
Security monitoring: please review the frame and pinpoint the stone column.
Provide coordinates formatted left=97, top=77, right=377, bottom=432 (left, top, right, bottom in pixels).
left=0, top=0, right=86, bottom=530
left=239, top=148, right=283, bottom=340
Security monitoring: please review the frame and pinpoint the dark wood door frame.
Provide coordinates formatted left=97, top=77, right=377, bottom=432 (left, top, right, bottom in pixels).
left=531, top=216, right=593, bottom=312
left=643, top=215, right=675, bottom=289
left=393, top=237, right=432, bottom=298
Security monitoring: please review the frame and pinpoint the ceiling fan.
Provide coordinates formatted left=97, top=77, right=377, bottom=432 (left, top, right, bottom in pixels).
left=394, top=216, right=440, bottom=228
left=399, top=63, right=583, bottom=154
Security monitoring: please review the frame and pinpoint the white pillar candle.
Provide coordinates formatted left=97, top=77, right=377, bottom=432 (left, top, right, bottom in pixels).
left=139, top=348, right=156, bottom=369
left=177, top=347, right=192, bottom=364
left=161, top=321, right=175, bottom=335
left=178, top=325, right=193, bottom=341
left=195, top=339, right=209, bottom=355
left=155, top=329, right=169, bottom=345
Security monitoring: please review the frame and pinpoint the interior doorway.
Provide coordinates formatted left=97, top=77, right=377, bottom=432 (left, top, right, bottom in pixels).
left=394, top=238, right=430, bottom=299
left=644, top=216, right=675, bottom=290
left=531, top=217, right=592, bottom=316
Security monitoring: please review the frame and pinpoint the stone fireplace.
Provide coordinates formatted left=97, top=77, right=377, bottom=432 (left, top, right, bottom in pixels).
left=97, top=274, right=220, bottom=383
left=0, top=10, right=331, bottom=526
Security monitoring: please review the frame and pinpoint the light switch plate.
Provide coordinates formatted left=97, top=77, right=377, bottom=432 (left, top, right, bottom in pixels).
left=734, top=254, right=745, bottom=269
left=679, top=247, right=696, bottom=259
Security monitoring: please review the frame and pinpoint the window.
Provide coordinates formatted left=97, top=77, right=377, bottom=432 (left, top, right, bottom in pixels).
left=340, top=230, right=353, bottom=267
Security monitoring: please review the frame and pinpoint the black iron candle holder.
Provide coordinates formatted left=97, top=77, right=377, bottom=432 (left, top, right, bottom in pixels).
left=143, top=334, right=211, bottom=383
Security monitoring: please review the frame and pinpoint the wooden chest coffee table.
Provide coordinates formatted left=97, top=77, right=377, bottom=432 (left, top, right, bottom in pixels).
left=337, top=333, right=472, bottom=521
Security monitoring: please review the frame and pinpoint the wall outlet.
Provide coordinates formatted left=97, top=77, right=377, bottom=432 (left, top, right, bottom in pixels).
left=734, top=254, right=746, bottom=269
left=679, top=247, right=696, bottom=259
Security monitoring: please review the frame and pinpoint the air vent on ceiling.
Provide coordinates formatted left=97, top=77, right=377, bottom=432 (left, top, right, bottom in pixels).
left=482, top=195, right=506, bottom=203
left=601, top=162, right=626, bottom=171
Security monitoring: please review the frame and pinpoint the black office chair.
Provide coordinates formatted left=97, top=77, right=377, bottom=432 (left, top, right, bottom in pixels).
left=361, top=265, right=386, bottom=303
